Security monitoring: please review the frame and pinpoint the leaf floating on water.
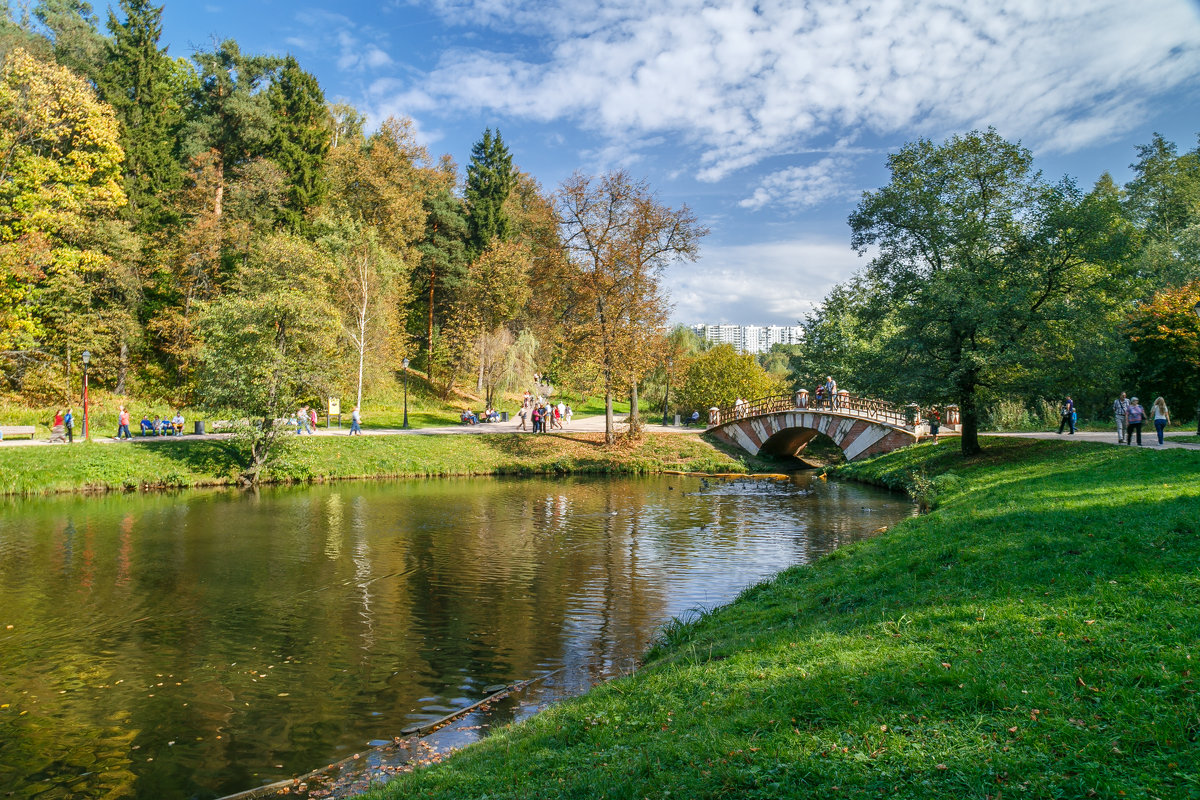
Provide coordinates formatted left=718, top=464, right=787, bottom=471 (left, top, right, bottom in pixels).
left=277, top=693, right=289, bottom=697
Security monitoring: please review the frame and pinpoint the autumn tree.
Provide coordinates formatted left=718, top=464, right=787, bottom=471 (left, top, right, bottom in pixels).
left=1125, top=280, right=1200, bottom=432
left=0, top=46, right=127, bottom=390
left=555, top=170, right=706, bottom=443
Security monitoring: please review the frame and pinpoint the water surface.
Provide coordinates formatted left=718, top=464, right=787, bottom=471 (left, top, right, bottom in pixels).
left=0, top=473, right=913, bottom=799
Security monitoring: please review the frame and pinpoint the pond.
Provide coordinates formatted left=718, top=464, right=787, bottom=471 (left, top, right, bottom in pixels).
left=0, top=473, right=913, bottom=799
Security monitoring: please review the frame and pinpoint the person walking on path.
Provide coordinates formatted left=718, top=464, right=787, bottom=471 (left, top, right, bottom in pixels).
left=516, top=401, right=529, bottom=430
left=1057, top=396, right=1076, bottom=434
left=1113, top=392, right=1129, bottom=444
left=1152, top=397, right=1171, bottom=445
left=349, top=405, right=362, bottom=435
left=64, top=407, right=73, bottom=443
left=1126, top=397, right=1146, bottom=446
left=116, top=406, right=131, bottom=440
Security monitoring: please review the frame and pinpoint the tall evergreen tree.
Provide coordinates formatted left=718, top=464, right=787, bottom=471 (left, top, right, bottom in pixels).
left=267, top=55, right=330, bottom=229
left=185, top=40, right=281, bottom=221
left=464, top=127, right=517, bottom=256
left=100, top=0, right=185, bottom=231
left=411, top=182, right=470, bottom=377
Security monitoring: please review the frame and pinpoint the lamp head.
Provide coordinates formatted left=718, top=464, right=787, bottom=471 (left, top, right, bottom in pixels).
left=81, top=350, right=90, bottom=365
left=401, top=357, right=410, bottom=370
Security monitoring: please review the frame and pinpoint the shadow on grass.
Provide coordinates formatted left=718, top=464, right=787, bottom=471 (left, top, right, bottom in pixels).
left=127, top=436, right=247, bottom=480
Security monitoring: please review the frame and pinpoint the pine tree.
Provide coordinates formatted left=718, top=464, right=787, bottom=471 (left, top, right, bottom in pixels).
left=33, top=0, right=104, bottom=83
left=411, top=183, right=470, bottom=377
left=464, top=128, right=517, bottom=256
left=100, top=0, right=185, bottom=231
left=268, top=55, right=330, bottom=229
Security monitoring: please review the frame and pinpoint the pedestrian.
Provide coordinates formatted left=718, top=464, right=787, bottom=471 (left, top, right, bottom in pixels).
left=1151, top=396, right=1170, bottom=445
left=116, top=405, right=131, bottom=440
left=296, top=406, right=307, bottom=435
left=349, top=405, right=362, bottom=435
left=1112, top=391, right=1129, bottom=444
left=310, top=406, right=319, bottom=433
left=1126, top=397, right=1145, bottom=446
left=928, top=406, right=941, bottom=443
left=824, top=376, right=838, bottom=410
left=64, top=407, right=73, bottom=443
left=564, top=404, right=573, bottom=428
left=1057, top=396, right=1075, bottom=435
left=516, top=401, right=528, bottom=430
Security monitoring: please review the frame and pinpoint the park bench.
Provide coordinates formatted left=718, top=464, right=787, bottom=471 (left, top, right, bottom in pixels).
left=0, top=425, right=37, bottom=440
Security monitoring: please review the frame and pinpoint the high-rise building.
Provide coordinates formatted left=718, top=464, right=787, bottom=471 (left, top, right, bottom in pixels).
left=691, top=324, right=804, bottom=354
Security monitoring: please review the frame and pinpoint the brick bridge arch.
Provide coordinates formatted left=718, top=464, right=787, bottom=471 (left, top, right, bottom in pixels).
left=707, top=393, right=957, bottom=462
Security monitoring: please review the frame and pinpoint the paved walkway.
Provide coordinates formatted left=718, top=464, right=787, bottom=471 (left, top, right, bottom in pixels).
left=0, top=414, right=704, bottom=447
left=991, top=429, right=1200, bottom=450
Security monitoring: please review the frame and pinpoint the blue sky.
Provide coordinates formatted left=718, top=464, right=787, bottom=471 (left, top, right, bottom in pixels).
left=158, top=0, right=1200, bottom=325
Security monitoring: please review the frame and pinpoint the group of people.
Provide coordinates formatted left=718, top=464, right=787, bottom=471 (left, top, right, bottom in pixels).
left=516, top=392, right=571, bottom=432
left=460, top=407, right=502, bottom=425
left=139, top=411, right=185, bottom=436
left=51, top=408, right=75, bottom=442
left=1112, top=392, right=1172, bottom=446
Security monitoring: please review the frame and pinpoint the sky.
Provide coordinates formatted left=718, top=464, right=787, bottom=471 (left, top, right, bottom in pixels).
left=157, top=0, right=1200, bottom=326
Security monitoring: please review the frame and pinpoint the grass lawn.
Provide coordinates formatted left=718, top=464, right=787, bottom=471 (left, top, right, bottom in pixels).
left=363, top=437, right=1200, bottom=800
left=0, top=431, right=750, bottom=496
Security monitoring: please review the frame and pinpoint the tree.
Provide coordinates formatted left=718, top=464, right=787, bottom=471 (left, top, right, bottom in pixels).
left=675, top=343, right=784, bottom=417
left=1125, top=280, right=1200, bottom=431
left=410, top=176, right=469, bottom=380
left=1123, top=133, right=1200, bottom=292
left=195, top=233, right=339, bottom=484
left=184, top=39, right=281, bottom=221
left=848, top=129, right=1135, bottom=455
left=100, top=0, right=187, bottom=231
left=0, top=46, right=126, bottom=369
left=555, top=170, right=706, bottom=443
left=267, top=55, right=329, bottom=229
left=465, top=128, right=517, bottom=256
left=33, top=0, right=104, bottom=83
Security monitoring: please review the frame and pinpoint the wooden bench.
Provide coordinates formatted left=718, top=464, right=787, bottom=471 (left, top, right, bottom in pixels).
left=0, top=425, right=36, bottom=440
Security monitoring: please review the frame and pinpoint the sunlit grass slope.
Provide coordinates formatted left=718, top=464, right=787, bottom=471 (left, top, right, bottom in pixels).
left=365, top=437, right=1200, bottom=800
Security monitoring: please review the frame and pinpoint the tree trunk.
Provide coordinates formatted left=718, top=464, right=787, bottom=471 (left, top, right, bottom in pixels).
left=116, top=340, right=129, bottom=395
left=604, top=389, right=614, bottom=445
left=427, top=273, right=435, bottom=383
left=959, top=387, right=981, bottom=456
left=629, top=379, right=639, bottom=424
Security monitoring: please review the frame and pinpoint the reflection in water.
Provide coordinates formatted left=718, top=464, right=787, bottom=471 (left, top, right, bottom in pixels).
left=0, top=474, right=912, bottom=799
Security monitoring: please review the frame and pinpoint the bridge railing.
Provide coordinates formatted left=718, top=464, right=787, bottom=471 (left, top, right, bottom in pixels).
left=708, top=392, right=955, bottom=431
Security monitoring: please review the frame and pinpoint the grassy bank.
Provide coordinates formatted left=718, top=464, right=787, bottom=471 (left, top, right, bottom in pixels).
left=363, top=437, right=1200, bottom=800
left=0, top=431, right=749, bottom=496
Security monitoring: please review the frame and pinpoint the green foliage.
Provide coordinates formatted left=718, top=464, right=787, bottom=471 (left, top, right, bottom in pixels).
left=1124, top=280, right=1200, bottom=420
left=676, top=343, right=784, bottom=415
left=847, top=128, right=1136, bottom=453
left=99, top=0, right=186, bottom=231
left=1123, top=133, right=1200, bottom=292
left=267, top=55, right=329, bottom=228
left=465, top=127, right=517, bottom=256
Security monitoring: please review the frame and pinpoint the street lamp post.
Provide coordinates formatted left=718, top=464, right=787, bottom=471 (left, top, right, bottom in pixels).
left=661, top=358, right=673, bottom=427
left=401, top=357, right=410, bottom=430
left=81, top=350, right=91, bottom=441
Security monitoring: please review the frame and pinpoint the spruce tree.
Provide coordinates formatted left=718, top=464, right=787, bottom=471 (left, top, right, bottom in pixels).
left=464, top=128, right=517, bottom=256
left=100, top=0, right=184, bottom=231
left=268, top=55, right=330, bottom=230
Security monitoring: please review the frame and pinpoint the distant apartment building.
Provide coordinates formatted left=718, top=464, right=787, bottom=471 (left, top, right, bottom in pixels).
left=690, top=323, right=804, bottom=354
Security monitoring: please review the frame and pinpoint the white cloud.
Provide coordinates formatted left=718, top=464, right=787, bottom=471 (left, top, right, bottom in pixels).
left=670, top=237, right=865, bottom=325
left=393, top=0, right=1200, bottom=181
left=294, top=10, right=397, bottom=73
left=739, top=155, right=859, bottom=211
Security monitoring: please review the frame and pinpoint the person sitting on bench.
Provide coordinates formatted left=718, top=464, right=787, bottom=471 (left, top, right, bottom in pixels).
left=172, top=412, right=185, bottom=434
left=140, top=415, right=155, bottom=435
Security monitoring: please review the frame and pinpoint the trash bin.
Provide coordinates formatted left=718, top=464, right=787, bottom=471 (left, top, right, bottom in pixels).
left=501, top=411, right=509, bottom=422
left=194, top=420, right=206, bottom=435
left=674, top=414, right=681, bottom=426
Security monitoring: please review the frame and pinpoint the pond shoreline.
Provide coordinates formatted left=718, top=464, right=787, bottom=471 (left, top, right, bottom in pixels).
left=0, top=430, right=795, bottom=497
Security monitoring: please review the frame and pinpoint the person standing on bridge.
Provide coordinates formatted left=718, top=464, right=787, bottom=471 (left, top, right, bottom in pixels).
left=1057, top=396, right=1075, bottom=435
left=1112, top=392, right=1129, bottom=444
left=824, top=376, right=838, bottom=410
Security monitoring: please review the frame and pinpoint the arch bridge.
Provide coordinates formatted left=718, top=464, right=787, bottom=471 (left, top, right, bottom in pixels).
left=707, top=392, right=958, bottom=462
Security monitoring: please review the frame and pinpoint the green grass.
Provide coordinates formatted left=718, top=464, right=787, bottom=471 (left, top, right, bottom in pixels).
left=0, top=431, right=750, bottom=495
left=363, top=437, right=1200, bottom=800
left=1172, top=434, right=1200, bottom=444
